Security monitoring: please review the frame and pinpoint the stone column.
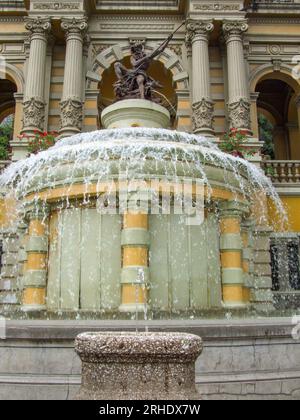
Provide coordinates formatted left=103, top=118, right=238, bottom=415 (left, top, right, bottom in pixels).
left=22, top=206, right=49, bottom=312
left=22, top=17, right=51, bottom=135
left=223, top=20, right=251, bottom=133
left=219, top=201, right=247, bottom=308
left=120, top=197, right=150, bottom=313
left=60, top=18, right=88, bottom=137
left=186, top=20, right=214, bottom=136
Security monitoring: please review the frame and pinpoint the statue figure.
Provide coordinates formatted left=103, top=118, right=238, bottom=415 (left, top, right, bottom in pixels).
left=114, top=36, right=173, bottom=102
left=113, top=22, right=186, bottom=102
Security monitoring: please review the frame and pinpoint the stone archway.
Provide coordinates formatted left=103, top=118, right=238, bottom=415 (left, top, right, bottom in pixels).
left=0, top=62, right=25, bottom=159
left=250, top=64, right=300, bottom=160
left=0, top=62, right=25, bottom=95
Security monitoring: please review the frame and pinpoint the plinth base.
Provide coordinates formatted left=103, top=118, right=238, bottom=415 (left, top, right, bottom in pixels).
left=75, top=332, right=202, bottom=400
left=101, top=99, right=171, bottom=129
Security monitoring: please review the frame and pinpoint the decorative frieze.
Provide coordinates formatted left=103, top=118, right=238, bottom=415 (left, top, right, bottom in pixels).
left=193, top=3, right=241, bottom=12
left=32, top=2, right=81, bottom=10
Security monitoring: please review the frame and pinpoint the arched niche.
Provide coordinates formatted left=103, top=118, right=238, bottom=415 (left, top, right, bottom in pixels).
left=86, top=43, right=189, bottom=127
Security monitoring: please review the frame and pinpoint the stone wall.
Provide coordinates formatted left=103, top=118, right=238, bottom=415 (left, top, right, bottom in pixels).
left=0, top=318, right=299, bottom=400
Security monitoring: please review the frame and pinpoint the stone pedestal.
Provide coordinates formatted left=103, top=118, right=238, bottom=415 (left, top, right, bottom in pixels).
left=75, top=332, right=202, bottom=400
left=101, top=99, right=171, bottom=129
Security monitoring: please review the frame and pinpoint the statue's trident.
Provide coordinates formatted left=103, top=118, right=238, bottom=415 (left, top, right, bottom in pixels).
left=133, top=20, right=187, bottom=74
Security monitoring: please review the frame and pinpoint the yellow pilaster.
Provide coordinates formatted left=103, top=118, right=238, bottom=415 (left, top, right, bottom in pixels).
left=21, top=208, right=49, bottom=312
left=219, top=201, right=247, bottom=308
left=120, top=212, right=149, bottom=312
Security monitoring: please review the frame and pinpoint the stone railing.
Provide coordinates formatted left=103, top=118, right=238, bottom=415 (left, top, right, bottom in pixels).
left=262, top=161, right=300, bottom=184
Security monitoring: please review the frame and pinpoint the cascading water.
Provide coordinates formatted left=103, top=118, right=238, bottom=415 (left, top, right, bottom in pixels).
left=0, top=128, right=285, bottom=214
left=0, top=126, right=291, bottom=319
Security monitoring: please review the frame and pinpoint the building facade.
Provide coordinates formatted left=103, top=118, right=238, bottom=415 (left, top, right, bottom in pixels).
left=0, top=0, right=300, bottom=310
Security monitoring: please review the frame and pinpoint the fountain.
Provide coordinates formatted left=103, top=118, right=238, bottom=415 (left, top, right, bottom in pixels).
left=0, top=98, right=285, bottom=315
left=0, top=36, right=291, bottom=401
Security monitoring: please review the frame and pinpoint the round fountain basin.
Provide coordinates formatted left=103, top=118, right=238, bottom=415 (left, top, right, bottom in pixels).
left=75, top=332, right=202, bottom=400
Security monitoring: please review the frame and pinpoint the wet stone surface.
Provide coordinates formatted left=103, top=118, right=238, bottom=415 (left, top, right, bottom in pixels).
left=75, top=332, right=203, bottom=400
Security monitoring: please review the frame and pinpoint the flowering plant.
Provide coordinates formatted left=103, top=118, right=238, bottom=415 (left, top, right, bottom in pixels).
left=18, top=131, right=58, bottom=154
left=219, top=128, right=255, bottom=159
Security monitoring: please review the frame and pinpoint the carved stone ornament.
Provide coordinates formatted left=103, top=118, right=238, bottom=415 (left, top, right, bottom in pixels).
left=23, top=97, right=45, bottom=130
left=185, top=20, right=214, bottom=45
left=60, top=98, right=83, bottom=130
left=61, top=17, right=88, bottom=35
left=228, top=98, right=251, bottom=130
left=223, top=20, right=249, bottom=40
left=192, top=98, right=214, bottom=132
left=25, top=17, right=51, bottom=35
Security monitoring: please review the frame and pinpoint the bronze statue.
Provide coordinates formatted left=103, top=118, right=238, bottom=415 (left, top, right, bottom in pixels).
left=113, top=22, right=185, bottom=102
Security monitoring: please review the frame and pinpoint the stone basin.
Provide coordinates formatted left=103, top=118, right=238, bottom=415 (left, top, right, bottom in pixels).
left=75, top=332, right=203, bottom=400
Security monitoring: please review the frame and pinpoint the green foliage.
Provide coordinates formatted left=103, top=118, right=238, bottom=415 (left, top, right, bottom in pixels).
left=259, top=114, right=275, bottom=159
left=219, top=128, right=256, bottom=159
left=0, top=116, right=13, bottom=160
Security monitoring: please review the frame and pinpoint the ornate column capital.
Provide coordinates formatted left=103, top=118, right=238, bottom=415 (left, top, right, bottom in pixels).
left=61, top=17, right=88, bottom=38
left=186, top=19, right=214, bottom=45
left=25, top=17, right=51, bottom=37
left=222, top=19, right=248, bottom=41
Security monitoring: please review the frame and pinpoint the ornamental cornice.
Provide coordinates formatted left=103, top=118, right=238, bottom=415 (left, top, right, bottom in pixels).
left=0, top=17, right=24, bottom=23
left=249, top=17, right=300, bottom=25
left=95, top=15, right=183, bottom=23
left=32, top=2, right=81, bottom=11
left=192, top=3, right=241, bottom=12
